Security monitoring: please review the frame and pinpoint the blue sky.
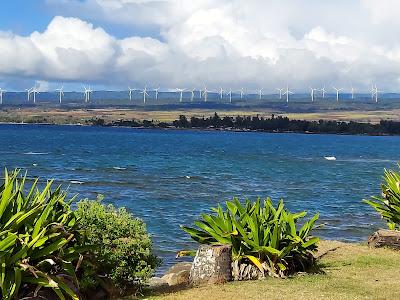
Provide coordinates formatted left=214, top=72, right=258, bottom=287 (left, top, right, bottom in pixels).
left=0, top=0, right=399, bottom=92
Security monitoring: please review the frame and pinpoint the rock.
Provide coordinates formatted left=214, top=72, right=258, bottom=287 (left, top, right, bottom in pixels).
left=164, top=262, right=192, bottom=275
left=148, top=277, right=169, bottom=288
left=368, top=229, right=400, bottom=249
left=161, top=269, right=190, bottom=286
left=190, top=244, right=232, bottom=285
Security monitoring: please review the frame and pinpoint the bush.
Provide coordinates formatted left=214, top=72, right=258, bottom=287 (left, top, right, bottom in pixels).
left=364, top=166, right=400, bottom=230
left=180, top=197, right=319, bottom=277
left=0, top=170, right=85, bottom=299
left=75, top=198, right=160, bottom=294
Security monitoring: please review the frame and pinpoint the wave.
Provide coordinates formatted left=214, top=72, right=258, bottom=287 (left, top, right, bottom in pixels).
left=70, top=180, right=85, bottom=185
left=23, top=152, right=49, bottom=155
left=112, top=167, right=127, bottom=170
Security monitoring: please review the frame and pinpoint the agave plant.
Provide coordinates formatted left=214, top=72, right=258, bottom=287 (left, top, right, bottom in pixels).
left=180, top=197, right=319, bottom=277
left=0, top=169, right=87, bottom=299
left=364, top=166, right=400, bottom=230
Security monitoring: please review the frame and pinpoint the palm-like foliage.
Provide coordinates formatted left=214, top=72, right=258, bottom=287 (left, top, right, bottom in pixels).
left=0, top=169, right=85, bottom=299
left=364, top=166, right=400, bottom=230
left=181, top=197, right=319, bottom=277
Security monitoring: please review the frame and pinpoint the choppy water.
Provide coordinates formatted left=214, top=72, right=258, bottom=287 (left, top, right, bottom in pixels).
left=1, top=124, right=399, bottom=272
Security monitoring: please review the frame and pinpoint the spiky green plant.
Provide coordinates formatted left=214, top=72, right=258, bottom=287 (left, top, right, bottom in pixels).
left=364, top=166, right=400, bottom=230
left=0, top=169, right=86, bottom=299
left=180, top=197, right=319, bottom=277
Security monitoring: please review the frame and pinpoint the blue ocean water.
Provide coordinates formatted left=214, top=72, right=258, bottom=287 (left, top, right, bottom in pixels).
left=0, top=124, right=398, bottom=271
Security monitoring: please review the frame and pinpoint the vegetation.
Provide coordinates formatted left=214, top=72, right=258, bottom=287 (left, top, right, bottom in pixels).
left=75, top=198, right=160, bottom=295
left=180, top=198, right=319, bottom=277
left=364, top=165, right=400, bottom=230
left=0, top=170, right=85, bottom=299
left=146, top=241, right=400, bottom=300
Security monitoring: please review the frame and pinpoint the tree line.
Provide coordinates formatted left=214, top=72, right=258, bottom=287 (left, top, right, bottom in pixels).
left=103, top=113, right=400, bottom=135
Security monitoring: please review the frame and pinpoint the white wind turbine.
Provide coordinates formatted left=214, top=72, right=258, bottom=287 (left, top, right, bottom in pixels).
left=320, top=86, right=327, bottom=99
left=309, top=87, right=317, bottom=102
left=276, top=88, right=284, bottom=99
left=141, top=86, right=149, bottom=104
left=240, top=88, right=244, bottom=100
left=258, top=88, right=263, bottom=100
left=226, top=89, right=232, bottom=103
left=202, top=87, right=208, bottom=102
left=219, top=87, right=224, bottom=100
left=83, top=86, right=92, bottom=103
left=283, top=85, right=293, bottom=102
left=350, top=86, right=355, bottom=100
left=176, top=88, right=186, bottom=102
left=333, top=86, right=343, bottom=102
left=128, top=87, right=135, bottom=101
left=26, top=88, right=32, bottom=101
left=371, top=85, right=380, bottom=103
left=190, top=88, right=195, bottom=102
left=56, top=85, right=64, bottom=104
left=30, top=85, right=39, bottom=104
left=154, top=88, right=160, bottom=101
left=0, top=88, right=6, bottom=105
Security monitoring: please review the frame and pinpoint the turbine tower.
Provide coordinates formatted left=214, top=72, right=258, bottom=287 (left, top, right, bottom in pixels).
left=240, top=88, right=244, bottom=100
left=202, top=87, right=208, bottom=102
left=83, top=86, right=92, bottom=103
left=226, top=89, right=232, bottom=103
left=190, top=88, right=195, bottom=102
left=258, top=88, right=263, bottom=100
left=320, top=86, right=327, bottom=99
left=309, top=87, right=317, bottom=102
left=56, top=85, right=64, bottom=104
left=0, top=88, right=6, bottom=105
left=128, top=87, right=134, bottom=101
left=371, top=85, right=379, bottom=103
left=26, top=88, right=32, bottom=101
left=141, top=86, right=149, bottom=104
left=350, top=86, right=355, bottom=100
left=176, top=88, right=186, bottom=102
left=219, top=87, right=224, bottom=100
left=30, top=85, right=39, bottom=104
left=283, top=85, right=293, bottom=103
left=276, top=88, right=283, bottom=99
left=154, top=88, right=160, bottom=101
left=333, top=86, right=343, bottom=102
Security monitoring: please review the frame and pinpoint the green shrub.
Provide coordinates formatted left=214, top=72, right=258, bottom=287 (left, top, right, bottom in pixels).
left=0, top=170, right=85, bottom=299
left=75, top=198, right=160, bottom=294
left=364, top=166, right=400, bottom=230
left=180, top=197, right=319, bottom=277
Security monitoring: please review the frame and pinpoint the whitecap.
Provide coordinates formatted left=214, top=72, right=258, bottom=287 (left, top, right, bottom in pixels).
left=23, top=152, right=49, bottom=155
left=324, top=156, right=337, bottom=161
left=113, top=167, right=127, bottom=170
left=70, top=180, right=84, bottom=184
left=32, top=163, right=38, bottom=167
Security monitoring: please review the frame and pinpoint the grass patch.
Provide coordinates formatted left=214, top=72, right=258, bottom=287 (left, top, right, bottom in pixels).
left=139, top=240, right=400, bottom=300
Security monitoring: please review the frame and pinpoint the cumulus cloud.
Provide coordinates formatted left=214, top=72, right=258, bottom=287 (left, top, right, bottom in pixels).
left=2, top=0, right=400, bottom=91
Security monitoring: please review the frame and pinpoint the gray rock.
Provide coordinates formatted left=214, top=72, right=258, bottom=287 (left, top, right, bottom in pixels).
left=161, top=262, right=192, bottom=286
left=148, top=277, right=168, bottom=288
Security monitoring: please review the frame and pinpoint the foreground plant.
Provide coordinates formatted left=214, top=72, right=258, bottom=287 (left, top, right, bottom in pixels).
left=75, top=198, right=160, bottom=296
left=180, top=197, right=319, bottom=278
left=364, top=166, right=400, bottom=230
left=0, top=169, right=85, bottom=299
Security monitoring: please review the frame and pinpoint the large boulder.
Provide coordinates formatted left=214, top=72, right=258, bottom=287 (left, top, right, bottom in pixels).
left=190, top=244, right=232, bottom=285
left=161, top=262, right=192, bottom=286
left=368, top=229, right=400, bottom=249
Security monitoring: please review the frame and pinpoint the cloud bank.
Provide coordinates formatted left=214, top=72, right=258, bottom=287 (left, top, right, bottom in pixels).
left=1, top=0, right=400, bottom=91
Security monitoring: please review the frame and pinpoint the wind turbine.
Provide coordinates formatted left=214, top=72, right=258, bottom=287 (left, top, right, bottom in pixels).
left=350, top=86, right=355, bottom=100
left=333, top=86, right=343, bottom=102
left=226, top=89, right=232, bottom=103
left=141, top=86, right=149, bottom=104
left=128, top=87, right=134, bottom=101
left=219, top=87, right=224, bottom=100
left=202, top=87, right=208, bottom=102
left=283, top=85, right=293, bottom=103
left=176, top=88, right=186, bottom=102
left=276, top=88, right=283, bottom=99
left=240, top=88, right=244, bottom=100
left=320, top=87, right=327, bottom=99
left=83, top=86, right=92, bottom=103
left=258, top=88, right=263, bottom=100
left=371, top=85, right=380, bottom=103
left=30, top=85, right=39, bottom=104
left=0, top=88, right=6, bottom=105
left=26, top=88, right=32, bottom=101
left=309, top=87, right=317, bottom=102
left=56, top=85, right=64, bottom=104
left=154, top=88, right=160, bottom=101
left=190, top=88, right=195, bottom=102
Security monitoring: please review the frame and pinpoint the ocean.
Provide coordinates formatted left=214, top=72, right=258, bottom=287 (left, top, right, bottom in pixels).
left=1, top=124, right=399, bottom=271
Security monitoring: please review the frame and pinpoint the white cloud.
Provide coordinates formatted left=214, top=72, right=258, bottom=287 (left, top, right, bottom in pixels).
left=2, top=0, right=400, bottom=91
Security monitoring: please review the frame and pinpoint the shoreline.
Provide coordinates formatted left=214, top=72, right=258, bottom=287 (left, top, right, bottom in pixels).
left=1, top=120, right=398, bottom=137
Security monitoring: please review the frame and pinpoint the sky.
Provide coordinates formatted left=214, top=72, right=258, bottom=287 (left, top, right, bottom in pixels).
left=0, top=0, right=400, bottom=92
